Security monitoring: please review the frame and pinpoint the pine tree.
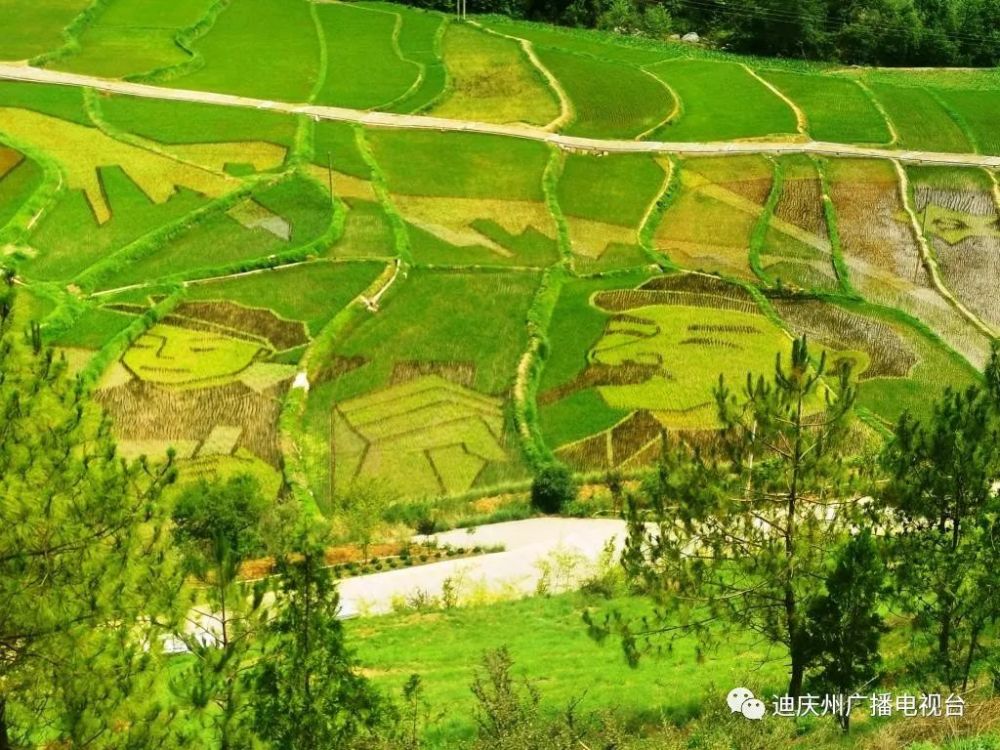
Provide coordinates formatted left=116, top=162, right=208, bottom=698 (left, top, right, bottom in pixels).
left=0, top=287, right=182, bottom=748
left=170, top=476, right=270, bottom=749
left=881, top=344, right=1000, bottom=688
left=803, top=530, right=887, bottom=731
left=608, top=338, right=861, bottom=698
left=251, top=525, right=385, bottom=748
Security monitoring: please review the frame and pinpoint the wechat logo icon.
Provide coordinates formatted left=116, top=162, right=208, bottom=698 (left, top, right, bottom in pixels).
left=727, top=687, right=766, bottom=720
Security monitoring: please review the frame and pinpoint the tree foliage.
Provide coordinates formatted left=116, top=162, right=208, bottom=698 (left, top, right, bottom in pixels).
left=881, top=343, right=1000, bottom=689
left=0, top=288, right=182, bottom=748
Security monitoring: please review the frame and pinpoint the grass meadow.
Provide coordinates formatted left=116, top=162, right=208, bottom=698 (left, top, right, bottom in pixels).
left=349, top=590, right=788, bottom=748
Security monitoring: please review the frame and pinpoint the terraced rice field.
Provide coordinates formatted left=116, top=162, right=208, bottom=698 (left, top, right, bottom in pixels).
left=314, top=3, right=420, bottom=110
left=533, top=47, right=673, bottom=138
left=759, top=70, right=891, bottom=144
left=0, top=0, right=90, bottom=59
left=165, top=0, right=321, bottom=101
left=909, top=165, right=1000, bottom=333
left=0, top=0, right=994, bottom=505
left=55, top=0, right=214, bottom=78
left=759, top=154, right=838, bottom=291
left=557, top=152, right=666, bottom=272
left=824, top=157, right=992, bottom=367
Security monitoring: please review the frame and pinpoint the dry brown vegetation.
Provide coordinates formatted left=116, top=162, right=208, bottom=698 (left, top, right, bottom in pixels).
left=773, top=298, right=918, bottom=379
left=96, top=377, right=290, bottom=467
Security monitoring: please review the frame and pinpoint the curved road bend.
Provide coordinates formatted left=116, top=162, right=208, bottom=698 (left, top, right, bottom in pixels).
left=1, top=63, right=998, bottom=168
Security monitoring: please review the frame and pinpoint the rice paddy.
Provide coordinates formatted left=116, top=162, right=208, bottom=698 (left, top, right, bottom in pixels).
left=0, top=1, right=993, bottom=503
left=429, top=22, right=560, bottom=126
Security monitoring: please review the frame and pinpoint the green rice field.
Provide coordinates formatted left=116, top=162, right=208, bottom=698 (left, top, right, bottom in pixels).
left=0, top=0, right=993, bottom=504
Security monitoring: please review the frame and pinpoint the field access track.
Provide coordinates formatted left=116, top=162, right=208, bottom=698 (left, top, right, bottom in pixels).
left=0, top=63, right=997, bottom=169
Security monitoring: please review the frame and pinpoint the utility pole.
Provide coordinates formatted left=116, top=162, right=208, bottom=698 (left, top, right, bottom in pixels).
left=327, top=151, right=334, bottom=209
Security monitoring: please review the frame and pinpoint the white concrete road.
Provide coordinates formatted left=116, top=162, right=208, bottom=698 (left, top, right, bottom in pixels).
left=337, top=518, right=627, bottom=616
left=1, top=62, right=999, bottom=168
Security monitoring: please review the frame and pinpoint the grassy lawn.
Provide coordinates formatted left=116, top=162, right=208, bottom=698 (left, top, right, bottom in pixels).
left=534, top=47, right=673, bottom=138
left=647, top=60, right=798, bottom=141
left=760, top=70, right=891, bottom=144
left=430, top=22, right=560, bottom=126
left=867, top=83, right=972, bottom=153
left=0, top=0, right=90, bottom=59
left=314, top=3, right=420, bottom=110
left=168, top=0, right=320, bottom=102
left=349, top=590, right=788, bottom=747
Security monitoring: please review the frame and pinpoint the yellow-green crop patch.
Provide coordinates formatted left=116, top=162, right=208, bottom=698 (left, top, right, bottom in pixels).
left=654, top=155, right=773, bottom=279
left=122, top=323, right=268, bottom=389
left=332, top=374, right=508, bottom=498
left=0, top=106, right=240, bottom=224
left=430, top=23, right=560, bottom=126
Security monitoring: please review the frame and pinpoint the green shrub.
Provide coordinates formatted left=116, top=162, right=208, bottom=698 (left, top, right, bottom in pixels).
left=531, top=464, right=579, bottom=514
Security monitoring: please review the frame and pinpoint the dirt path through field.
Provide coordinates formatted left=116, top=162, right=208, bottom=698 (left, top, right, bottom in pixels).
left=1, top=63, right=999, bottom=168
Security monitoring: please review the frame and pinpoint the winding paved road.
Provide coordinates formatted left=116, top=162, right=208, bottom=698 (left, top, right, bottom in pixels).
left=1, top=62, right=999, bottom=168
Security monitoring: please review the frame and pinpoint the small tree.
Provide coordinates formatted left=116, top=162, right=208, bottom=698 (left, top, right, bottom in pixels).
left=338, top=482, right=391, bottom=563
left=251, top=525, right=385, bottom=748
left=531, top=463, right=578, bottom=515
left=171, top=475, right=270, bottom=749
left=804, top=530, right=887, bottom=731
